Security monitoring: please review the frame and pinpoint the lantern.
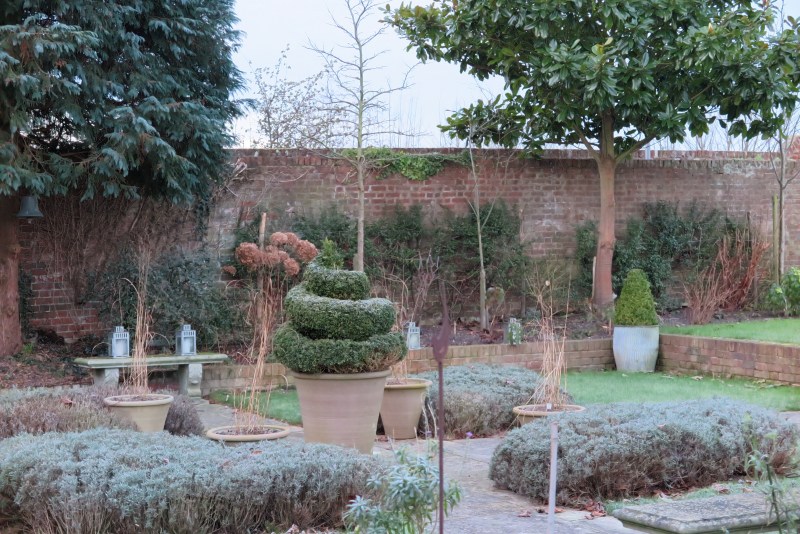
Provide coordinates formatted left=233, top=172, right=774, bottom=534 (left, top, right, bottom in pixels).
left=406, top=322, right=421, bottom=350
left=175, top=324, right=197, bottom=356
left=108, top=326, right=130, bottom=358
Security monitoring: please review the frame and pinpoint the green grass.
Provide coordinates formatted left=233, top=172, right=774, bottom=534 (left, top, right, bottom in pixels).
left=209, top=389, right=302, bottom=425
left=567, top=371, right=800, bottom=411
left=661, top=318, right=800, bottom=345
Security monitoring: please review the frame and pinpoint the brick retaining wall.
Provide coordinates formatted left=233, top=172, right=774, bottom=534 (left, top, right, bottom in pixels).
left=201, top=338, right=615, bottom=394
left=658, top=334, right=800, bottom=384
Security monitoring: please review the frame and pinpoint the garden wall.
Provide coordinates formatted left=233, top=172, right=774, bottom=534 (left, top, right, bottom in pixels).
left=658, top=334, right=800, bottom=384
left=201, top=339, right=614, bottom=394
left=17, top=148, right=795, bottom=343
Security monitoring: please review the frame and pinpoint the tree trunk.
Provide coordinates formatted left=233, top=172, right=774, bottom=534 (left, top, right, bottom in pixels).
left=0, top=197, right=22, bottom=357
left=593, top=156, right=617, bottom=311
left=354, top=159, right=365, bottom=272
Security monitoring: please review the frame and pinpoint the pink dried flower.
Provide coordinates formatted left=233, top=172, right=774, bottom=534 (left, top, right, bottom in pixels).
left=277, top=250, right=290, bottom=262
left=221, top=265, right=236, bottom=276
left=263, top=245, right=282, bottom=268
left=270, top=232, right=289, bottom=247
left=295, top=240, right=318, bottom=263
left=235, top=243, right=264, bottom=271
left=283, top=258, right=300, bottom=277
left=285, top=232, right=300, bottom=247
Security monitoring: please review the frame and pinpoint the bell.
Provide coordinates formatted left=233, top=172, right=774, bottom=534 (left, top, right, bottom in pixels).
left=16, top=196, right=43, bottom=218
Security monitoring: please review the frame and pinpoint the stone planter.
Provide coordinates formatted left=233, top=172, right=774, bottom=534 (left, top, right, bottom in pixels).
left=291, top=369, right=389, bottom=454
left=206, top=424, right=291, bottom=445
left=380, top=378, right=432, bottom=440
left=103, top=394, right=174, bottom=432
left=512, top=404, right=586, bottom=426
left=613, top=325, right=660, bottom=372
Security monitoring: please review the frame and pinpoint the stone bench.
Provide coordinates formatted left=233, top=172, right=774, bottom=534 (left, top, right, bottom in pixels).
left=612, top=492, right=797, bottom=534
left=74, top=354, right=229, bottom=397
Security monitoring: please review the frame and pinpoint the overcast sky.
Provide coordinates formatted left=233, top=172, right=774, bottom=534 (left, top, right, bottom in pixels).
left=231, top=1, right=800, bottom=149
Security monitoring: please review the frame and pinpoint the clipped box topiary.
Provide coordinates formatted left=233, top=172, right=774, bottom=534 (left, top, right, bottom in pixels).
left=273, top=254, right=406, bottom=454
left=613, top=269, right=660, bottom=372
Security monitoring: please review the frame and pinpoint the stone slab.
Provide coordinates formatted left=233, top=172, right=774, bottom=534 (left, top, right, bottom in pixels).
left=74, top=353, right=228, bottom=368
left=612, top=493, right=788, bottom=534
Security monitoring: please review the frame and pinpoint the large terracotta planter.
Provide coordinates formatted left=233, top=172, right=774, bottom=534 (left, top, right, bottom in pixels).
left=613, top=325, right=660, bottom=372
left=206, top=425, right=291, bottom=445
left=103, top=394, right=174, bottom=432
left=380, top=378, right=431, bottom=440
left=291, top=370, right=389, bottom=454
left=512, top=404, right=586, bottom=426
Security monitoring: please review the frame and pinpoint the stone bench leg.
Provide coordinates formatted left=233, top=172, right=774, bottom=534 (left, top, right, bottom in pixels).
left=177, top=363, right=203, bottom=397
left=92, top=368, right=120, bottom=386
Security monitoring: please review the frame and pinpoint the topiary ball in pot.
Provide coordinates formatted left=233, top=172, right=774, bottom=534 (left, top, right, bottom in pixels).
left=613, top=269, right=659, bottom=372
left=273, top=257, right=406, bottom=453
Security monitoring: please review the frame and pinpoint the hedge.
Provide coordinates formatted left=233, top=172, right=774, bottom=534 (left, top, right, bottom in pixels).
left=0, top=429, right=379, bottom=532
left=614, top=269, right=658, bottom=326
left=273, top=324, right=406, bottom=374
left=490, top=399, right=797, bottom=506
left=303, top=262, right=370, bottom=300
left=285, top=283, right=395, bottom=341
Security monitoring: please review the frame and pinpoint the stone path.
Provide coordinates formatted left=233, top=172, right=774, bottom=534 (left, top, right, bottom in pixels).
left=192, top=398, right=636, bottom=532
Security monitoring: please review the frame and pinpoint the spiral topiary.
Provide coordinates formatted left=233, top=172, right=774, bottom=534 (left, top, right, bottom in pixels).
left=273, top=261, right=406, bottom=374
left=614, top=269, right=659, bottom=326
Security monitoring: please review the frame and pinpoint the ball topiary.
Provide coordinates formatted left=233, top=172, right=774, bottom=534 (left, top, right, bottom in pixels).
left=272, top=324, right=406, bottom=374
left=285, top=283, right=396, bottom=341
left=614, top=269, right=658, bottom=326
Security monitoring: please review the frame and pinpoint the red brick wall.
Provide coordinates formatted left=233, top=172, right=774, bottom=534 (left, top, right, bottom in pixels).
left=659, top=334, right=800, bottom=384
left=18, top=148, right=796, bottom=342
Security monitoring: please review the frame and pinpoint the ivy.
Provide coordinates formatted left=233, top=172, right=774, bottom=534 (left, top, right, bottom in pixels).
left=339, top=148, right=469, bottom=181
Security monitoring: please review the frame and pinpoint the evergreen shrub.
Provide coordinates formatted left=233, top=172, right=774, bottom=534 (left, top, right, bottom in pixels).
left=767, top=267, right=800, bottom=315
left=304, top=261, right=370, bottom=300
left=0, top=429, right=379, bottom=532
left=272, top=325, right=405, bottom=374
left=414, top=364, right=568, bottom=438
left=614, top=269, right=659, bottom=326
left=285, top=284, right=395, bottom=341
left=490, top=399, right=797, bottom=505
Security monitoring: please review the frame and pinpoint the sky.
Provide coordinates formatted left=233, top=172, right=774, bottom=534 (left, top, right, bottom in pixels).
left=231, top=0, right=800, bottom=149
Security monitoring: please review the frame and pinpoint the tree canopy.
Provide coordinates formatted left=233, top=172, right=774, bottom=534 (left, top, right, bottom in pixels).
left=0, top=0, right=244, bottom=203
left=391, top=0, right=800, bottom=308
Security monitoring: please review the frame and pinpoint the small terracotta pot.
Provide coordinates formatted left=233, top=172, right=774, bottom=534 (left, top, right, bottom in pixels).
left=380, top=378, right=432, bottom=440
left=512, top=404, right=586, bottom=426
left=104, top=394, right=174, bottom=432
left=291, top=370, right=389, bottom=454
left=206, top=425, right=291, bottom=445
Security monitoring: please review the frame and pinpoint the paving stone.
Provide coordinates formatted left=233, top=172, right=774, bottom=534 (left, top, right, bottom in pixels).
left=612, top=493, right=787, bottom=534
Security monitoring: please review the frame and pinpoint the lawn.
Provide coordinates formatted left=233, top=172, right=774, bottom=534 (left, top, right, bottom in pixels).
left=209, top=389, right=302, bottom=425
left=661, top=318, right=800, bottom=345
left=566, top=370, right=800, bottom=411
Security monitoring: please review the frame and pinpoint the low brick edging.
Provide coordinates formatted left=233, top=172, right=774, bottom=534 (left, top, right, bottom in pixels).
left=658, top=334, right=800, bottom=384
left=200, top=339, right=615, bottom=395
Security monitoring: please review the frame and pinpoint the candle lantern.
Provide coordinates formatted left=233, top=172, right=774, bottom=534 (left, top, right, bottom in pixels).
left=406, top=322, right=421, bottom=350
left=175, top=324, right=197, bottom=356
left=108, top=326, right=130, bottom=358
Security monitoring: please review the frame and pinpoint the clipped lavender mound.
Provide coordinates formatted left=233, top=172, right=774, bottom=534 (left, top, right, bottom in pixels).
left=490, top=399, right=798, bottom=506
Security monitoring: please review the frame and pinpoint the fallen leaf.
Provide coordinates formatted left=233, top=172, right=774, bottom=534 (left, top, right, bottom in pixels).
left=692, top=376, right=703, bottom=381
left=711, top=483, right=730, bottom=494
left=517, top=510, right=531, bottom=517
left=60, top=397, right=74, bottom=405
left=555, top=507, right=565, bottom=513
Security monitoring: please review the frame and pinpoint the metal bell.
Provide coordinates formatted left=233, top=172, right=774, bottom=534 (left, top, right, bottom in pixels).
left=16, top=196, right=43, bottom=218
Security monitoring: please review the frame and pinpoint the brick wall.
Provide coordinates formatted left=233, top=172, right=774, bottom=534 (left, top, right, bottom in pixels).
left=201, top=339, right=614, bottom=394
left=658, top=334, right=800, bottom=384
left=17, top=148, right=797, bottom=342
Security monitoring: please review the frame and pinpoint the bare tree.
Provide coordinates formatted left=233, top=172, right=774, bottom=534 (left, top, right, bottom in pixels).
left=252, top=46, right=346, bottom=149
left=309, top=0, right=413, bottom=271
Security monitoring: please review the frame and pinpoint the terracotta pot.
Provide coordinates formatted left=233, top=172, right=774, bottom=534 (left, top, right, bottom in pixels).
left=613, top=325, right=660, bottom=372
left=103, top=394, right=174, bottom=432
left=380, top=378, right=432, bottom=440
left=206, top=425, right=291, bottom=445
left=512, top=404, right=586, bottom=426
left=291, top=370, right=389, bottom=454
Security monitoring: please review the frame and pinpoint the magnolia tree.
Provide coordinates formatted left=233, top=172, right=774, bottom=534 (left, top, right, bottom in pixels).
left=0, top=0, right=244, bottom=356
left=391, top=0, right=800, bottom=311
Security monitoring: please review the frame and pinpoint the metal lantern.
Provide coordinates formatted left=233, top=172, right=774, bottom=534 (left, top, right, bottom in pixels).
left=108, top=326, right=130, bottom=358
left=175, top=324, right=197, bottom=356
left=16, top=196, right=44, bottom=218
left=406, top=322, right=421, bottom=350
left=506, top=318, right=522, bottom=346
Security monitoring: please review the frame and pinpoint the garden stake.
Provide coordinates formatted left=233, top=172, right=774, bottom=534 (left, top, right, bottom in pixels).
left=548, top=421, right=558, bottom=534
left=432, top=277, right=451, bottom=534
